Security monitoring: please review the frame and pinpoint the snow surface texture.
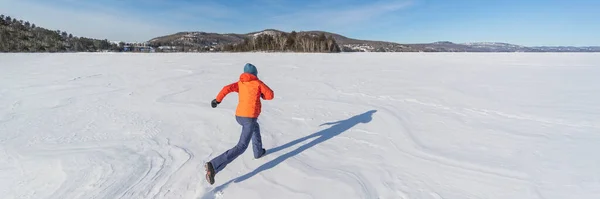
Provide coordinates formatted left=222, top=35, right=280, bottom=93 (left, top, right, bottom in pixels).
left=1, top=53, right=599, bottom=199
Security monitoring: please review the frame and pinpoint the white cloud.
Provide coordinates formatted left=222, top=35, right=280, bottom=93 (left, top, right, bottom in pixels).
left=0, top=0, right=175, bottom=42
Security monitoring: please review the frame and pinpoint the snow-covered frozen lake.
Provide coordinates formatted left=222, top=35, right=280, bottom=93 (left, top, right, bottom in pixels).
left=1, top=53, right=599, bottom=199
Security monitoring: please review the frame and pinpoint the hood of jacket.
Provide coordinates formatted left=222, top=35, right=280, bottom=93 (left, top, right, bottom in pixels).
left=239, top=72, right=259, bottom=82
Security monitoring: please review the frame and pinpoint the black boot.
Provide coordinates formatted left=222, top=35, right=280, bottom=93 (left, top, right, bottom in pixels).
left=205, top=162, right=215, bottom=185
left=255, top=148, right=266, bottom=159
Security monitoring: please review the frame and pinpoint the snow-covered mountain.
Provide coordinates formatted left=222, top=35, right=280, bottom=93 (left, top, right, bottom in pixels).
left=459, top=42, right=600, bottom=52
left=148, top=31, right=247, bottom=51
left=147, top=29, right=414, bottom=52
left=248, top=29, right=283, bottom=38
left=461, top=42, right=531, bottom=52
left=147, top=29, right=600, bottom=52
left=531, top=46, right=600, bottom=52
left=297, top=31, right=413, bottom=52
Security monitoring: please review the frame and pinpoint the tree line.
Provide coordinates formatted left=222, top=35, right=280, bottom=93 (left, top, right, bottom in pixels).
left=221, top=31, right=341, bottom=53
left=1, top=14, right=343, bottom=53
left=0, top=14, right=121, bottom=52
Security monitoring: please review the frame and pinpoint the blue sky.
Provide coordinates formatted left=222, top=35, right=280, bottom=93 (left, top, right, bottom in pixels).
left=1, top=0, right=598, bottom=46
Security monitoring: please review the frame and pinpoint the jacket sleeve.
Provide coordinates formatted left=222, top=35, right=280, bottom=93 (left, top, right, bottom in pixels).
left=216, top=82, right=239, bottom=102
left=259, top=81, right=274, bottom=100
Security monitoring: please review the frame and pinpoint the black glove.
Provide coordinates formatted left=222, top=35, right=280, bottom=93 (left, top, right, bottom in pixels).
left=211, top=99, right=220, bottom=108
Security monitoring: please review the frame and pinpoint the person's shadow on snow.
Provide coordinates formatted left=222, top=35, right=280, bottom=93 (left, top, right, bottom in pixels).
left=209, top=109, right=377, bottom=193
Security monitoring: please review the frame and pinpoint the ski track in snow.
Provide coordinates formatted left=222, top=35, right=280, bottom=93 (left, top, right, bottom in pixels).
left=1, top=53, right=599, bottom=199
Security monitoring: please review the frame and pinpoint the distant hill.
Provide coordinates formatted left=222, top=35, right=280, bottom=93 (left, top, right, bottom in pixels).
left=148, top=29, right=414, bottom=52
left=0, top=14, right=121, bottom=52
left=147, top=31, right=247, bottom=51
left=529, top=46, right=600, bottom=52
left=293, top=31, right=414, bottom=52
left=405, top=41, right=600, bottom=52
left=405, top=41, right=538, bottom=52
left=147, top=29, right=342, bottom=52
left=149, top=29, right=600, bottom=53
left=2, top=14, right=598, bottom=53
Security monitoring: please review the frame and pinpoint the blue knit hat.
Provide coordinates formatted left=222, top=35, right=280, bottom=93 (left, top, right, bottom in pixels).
left=244, top=63, right=258, bottom=76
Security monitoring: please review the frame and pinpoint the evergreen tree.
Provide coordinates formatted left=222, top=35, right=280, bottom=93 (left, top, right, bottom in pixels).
left=1, top=15, right=119, bottom=52
left=219, top=31, right=340, bottom=53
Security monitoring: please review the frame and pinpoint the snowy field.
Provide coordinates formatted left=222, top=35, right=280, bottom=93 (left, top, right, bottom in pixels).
left=1, top=53, right=599, bottom=199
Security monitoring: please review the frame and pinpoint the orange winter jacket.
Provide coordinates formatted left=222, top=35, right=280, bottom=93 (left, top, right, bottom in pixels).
left=216, top=73, right=274, bottom=118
